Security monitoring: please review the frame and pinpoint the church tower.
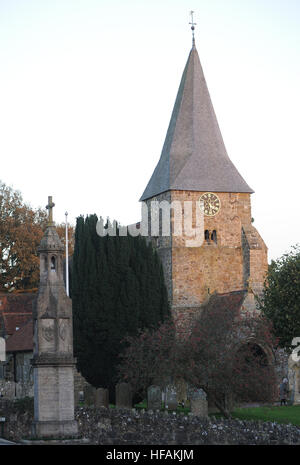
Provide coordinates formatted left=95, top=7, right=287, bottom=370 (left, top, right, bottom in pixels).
left=140, top=32, right=268, bottom=326
left=31, top=197, right=78, bottom=438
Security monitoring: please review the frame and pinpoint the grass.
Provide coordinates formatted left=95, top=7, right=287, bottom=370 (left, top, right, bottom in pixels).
left=214, top=405, right=300, bottom=427
left=114, top=400, right=300, bottom=425
left=85, top=399, right=300, bottom=427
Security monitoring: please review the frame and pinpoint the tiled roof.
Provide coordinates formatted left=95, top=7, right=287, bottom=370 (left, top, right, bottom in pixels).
left=6, top=319, right=33, bottom=352
left=202, top=290, right=247, bottom=315
left=0, top=293, right=35, bottom=337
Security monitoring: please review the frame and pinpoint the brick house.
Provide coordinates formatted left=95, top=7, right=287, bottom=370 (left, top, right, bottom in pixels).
left=0, top=293, right=35, bottom=383
left=5, top=319, right=33, bottom=384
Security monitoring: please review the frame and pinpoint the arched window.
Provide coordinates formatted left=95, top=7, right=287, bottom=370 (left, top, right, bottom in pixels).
left=204, top=230, right=210, bottom=242
left=211, top=230, right=217, bottom=244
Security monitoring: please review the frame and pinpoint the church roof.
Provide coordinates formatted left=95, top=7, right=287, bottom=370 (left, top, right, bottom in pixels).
left=201, top=290, right=247, bottom=316
left=140, top=45, right=253, bottom=201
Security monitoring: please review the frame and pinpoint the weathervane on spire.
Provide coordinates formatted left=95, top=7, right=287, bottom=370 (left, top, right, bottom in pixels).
left=189, top=10, right=196, bottom=47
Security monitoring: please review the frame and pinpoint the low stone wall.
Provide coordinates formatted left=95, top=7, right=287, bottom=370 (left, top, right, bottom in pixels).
left=1, top=400, right=300, bottom=445
left=0, top=380, right=33, bottom=399
left=0, top=398, right=34, bottom=440
left=75, top=407, right=300, bottom=445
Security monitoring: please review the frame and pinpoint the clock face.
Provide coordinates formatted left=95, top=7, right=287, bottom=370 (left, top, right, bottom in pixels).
left=199, top=193, right=221, bottom=217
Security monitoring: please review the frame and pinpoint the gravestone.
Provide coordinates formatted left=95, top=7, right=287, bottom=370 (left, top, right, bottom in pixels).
left=95, top=388, right=109, bottom=408
left=165, top=385, right=177, bottom=410
left=147, top=385, right=162, bottom=410
left=84, top=384, right=96, bottom=406
left=189, top=388, right=208, bottom=417
left=175, top=378, right=187, bottom=405
left=116, top=382, right=132, bottom=409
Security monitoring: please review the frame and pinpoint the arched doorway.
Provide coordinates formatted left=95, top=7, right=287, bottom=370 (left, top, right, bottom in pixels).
left=240, top=342, right=268, bottom=365
left=233, top=342, right=276, bottom=403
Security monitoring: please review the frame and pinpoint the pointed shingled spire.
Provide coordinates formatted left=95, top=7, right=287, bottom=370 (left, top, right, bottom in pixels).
left=140, top=45, right=253, bottom=201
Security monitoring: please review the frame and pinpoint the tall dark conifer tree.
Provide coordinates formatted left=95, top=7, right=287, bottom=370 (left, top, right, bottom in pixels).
left=72, top=215, right=170, bottom=398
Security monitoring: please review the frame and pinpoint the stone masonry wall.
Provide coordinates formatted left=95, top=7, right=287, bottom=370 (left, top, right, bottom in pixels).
left=145, top=192, right=173, bottom=304
left=144, top=190, right=268, bottom=316
left=1, top=401, right=300, bottom=445
left=170, top=191, right=268, bottom=310
left=0, top=379, right=33, bottom=399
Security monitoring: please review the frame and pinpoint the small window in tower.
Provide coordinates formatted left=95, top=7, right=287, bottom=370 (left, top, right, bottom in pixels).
left=50, top=256, right=56, bottom=271
left=205, top=230, right=210, bottom=242
left=211, top=230, right=217, bottom=244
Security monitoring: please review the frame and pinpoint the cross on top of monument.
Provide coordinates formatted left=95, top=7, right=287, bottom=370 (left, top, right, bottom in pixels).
left=46, top=196, right=55, bottom=225
left=189, top=10, right=197, bottom=47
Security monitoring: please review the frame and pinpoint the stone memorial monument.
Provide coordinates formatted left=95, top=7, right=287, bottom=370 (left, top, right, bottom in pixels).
left=31, top=197, right=78, bottom=438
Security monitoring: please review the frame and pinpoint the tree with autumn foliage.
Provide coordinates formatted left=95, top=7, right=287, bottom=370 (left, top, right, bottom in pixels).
left=0, top=181, right=47, bottom=290
left=117, top=319, right=182, bottom=401
left=118, top=303, right=278, bottom=418
left=0, top=180, right=74, bottom=291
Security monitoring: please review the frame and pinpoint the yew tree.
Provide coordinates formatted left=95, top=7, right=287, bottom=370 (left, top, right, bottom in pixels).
left=72, top=214, right=170, bottom=399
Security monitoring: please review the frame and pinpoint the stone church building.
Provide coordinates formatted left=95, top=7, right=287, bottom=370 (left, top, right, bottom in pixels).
left=140, top=41, right=268, bottom=331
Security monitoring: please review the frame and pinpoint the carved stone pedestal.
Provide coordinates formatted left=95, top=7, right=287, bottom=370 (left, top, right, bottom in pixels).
left=31, top=197, right=78, bottom=438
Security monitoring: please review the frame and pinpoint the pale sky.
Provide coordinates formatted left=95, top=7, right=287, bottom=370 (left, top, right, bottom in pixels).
left=0, top=0, right=299, bottom=262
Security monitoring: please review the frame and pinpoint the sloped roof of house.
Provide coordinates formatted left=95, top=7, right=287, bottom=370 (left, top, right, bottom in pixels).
left=0, top=293, right=35, bottom=337
left=6, top=319, right=33, bottom=352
